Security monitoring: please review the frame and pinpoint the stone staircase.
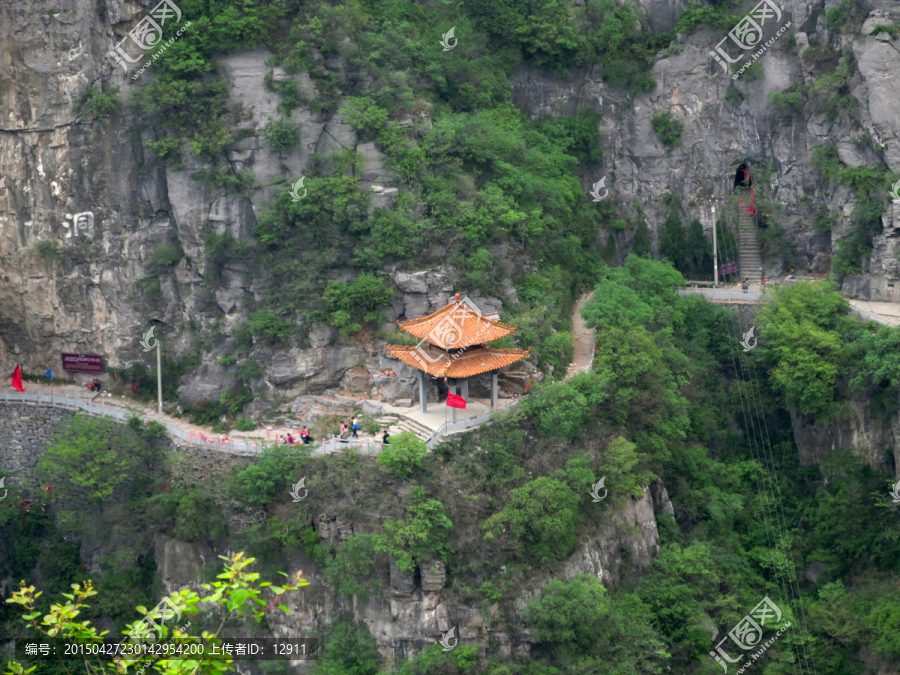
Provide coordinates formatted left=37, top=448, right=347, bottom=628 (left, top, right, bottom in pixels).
left=377, top=415, right=434, bottom=443
left=736, top=206, right=763, bottom=284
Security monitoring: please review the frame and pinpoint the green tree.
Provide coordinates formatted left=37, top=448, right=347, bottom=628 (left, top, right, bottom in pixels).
left=599, top=436, right=657, bottom=500
left=582, top=274, right=654, bottom=329
left=757, top=280, right=851, bottom=420
left=340, top=97, right=390, bottom=140
left=604, top=231, right=619, bottom=265
left=524, top=575, right=669, bottom=669
left=376, top=487, right=453, bottom=573
left=36, top=416, right=162, bottom=528
left=850, top=323, right=900, bottom=409
left=324, top=273, right=395, bottom=330
left=631, top=215, right=652, bottom=257
left=316, top=620, right=381, bottom=675
left=483, top=477, right=580, bottom=563
left=658, top=213, right=687, bottom=272
left=228, top=444, right=307, bottom=506
left=519, top=380, right=589, bottom=438
left=684, top=218, right=712, bottom=278
left=323, top=535, right=380, bottom=600
left=651, top=113, right=683, bottom=148
left=376, top=431, right=428, bottom=479
left=866, top=590, right=900, bottom=658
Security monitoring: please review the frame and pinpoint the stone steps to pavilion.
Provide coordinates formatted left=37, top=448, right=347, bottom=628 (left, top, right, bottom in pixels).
left=386, top=416, right=434, bottom=443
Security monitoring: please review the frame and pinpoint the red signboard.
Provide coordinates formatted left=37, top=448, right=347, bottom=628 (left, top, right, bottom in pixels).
left=720, top=261, right=738, bottom=275
left=61, top=353, right=104, bottom=372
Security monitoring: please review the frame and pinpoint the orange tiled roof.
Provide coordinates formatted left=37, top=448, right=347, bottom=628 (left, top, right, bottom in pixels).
left=397, top=294, right=516, bottom=349
left=386, top=345, right=530, bottom=379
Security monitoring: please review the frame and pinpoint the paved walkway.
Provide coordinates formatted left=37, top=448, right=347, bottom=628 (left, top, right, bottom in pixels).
left=380, top=398, right=495, bottom=431
left=681, top=284, right=900, bottom=327
left=4, top=380, right=519, bottom=452
left=566, top=291, right=596, bottom=379
left=847, top=300, right=900, bottom=327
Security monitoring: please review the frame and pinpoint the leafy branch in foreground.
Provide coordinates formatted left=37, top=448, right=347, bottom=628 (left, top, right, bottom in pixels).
left=4, top=553, right=309, bottom=675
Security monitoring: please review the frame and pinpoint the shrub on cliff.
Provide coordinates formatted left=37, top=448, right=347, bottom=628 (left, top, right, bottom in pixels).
left=482, top=477, right=580, bottom=564
left=524, top=575, right=668, bottom=667
left=376, top=431, right=428, bottom=479
left=376, top=487, right=453, bottom=573
left=36, top=415, right=162, bottom=530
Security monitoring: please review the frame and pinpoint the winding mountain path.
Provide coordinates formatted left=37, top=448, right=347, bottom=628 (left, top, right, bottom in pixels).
left=565, top=291, right=596, bottom=379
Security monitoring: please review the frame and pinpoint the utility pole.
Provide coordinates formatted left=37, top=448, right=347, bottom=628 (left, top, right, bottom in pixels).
left=712, top=200, right=718, bottom=287
left=157, top=335, right=163, bottom=416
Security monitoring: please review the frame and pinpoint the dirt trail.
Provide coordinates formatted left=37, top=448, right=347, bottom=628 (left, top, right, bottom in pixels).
left=565, top=291, right=596, bottom=379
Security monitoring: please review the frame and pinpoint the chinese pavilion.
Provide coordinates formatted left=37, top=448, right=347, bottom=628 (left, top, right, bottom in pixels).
left=386, top=294, right=530, bottom=418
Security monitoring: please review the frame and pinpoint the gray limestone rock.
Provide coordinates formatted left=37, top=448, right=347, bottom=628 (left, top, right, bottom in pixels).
left=390, top=559, right=416, bottom=595
left=559, top=485, right=660, bottom=587
left=420, top=560, right=446, bottom=593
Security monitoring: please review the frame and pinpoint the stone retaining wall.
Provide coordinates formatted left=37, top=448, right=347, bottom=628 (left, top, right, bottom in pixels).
left=0, top=403, right=76, bottom=494
left=0, top=403, right=241, bottom=499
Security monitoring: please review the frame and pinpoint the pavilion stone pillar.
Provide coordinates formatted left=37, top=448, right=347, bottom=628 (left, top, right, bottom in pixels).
left=418, top=370, right=427, bottom=413
left=491, top=372, right=499, bottom=409
left=460, top=379, right=469, bottom=409
left=449, top=379, right=457, bottom=423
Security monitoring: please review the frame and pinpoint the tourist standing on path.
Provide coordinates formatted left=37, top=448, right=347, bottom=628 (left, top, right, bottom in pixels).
left=340, top=422, right=347, bottom=438
left=352, top=417, right=359, bottom=438
left=382, top=430, right=390, bottom=444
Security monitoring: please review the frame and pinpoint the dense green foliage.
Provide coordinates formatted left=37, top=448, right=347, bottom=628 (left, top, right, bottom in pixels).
left=7, top=269, right=900, bottom=675
left=120, top=0, right=672, bottom=401
left=12, top=1, right=900, bottom=674
left=376, top=431, right=428, bottom=478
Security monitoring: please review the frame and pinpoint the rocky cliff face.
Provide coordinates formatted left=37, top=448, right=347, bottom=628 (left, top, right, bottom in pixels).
left=2, top=4, right=900, bottom=427
left=2, top=0, right=900, bottom=405
left=512, top=1, right=900, bottom=287
left=153, top=484, right=672, bottom=665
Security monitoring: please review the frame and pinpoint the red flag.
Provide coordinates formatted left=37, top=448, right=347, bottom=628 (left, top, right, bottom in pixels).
left=446, top=393, right=467, bottom=409
left=10, top=364, right=24, bottom=392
